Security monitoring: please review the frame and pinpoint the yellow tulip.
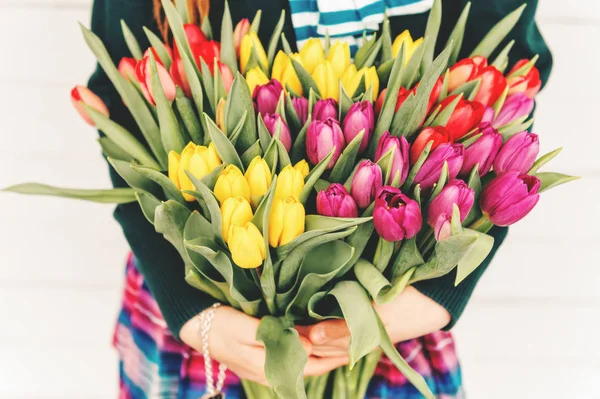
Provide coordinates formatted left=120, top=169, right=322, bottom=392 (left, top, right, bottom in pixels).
left=216, top=98, right=227, bottom=132
left=326, top=40, right=351, bottom=78
left=228, top=222, right=266, bottom=269
left=391, top=30, right=423, bottom=65
left=268, top=196, right=305, bottom=247
left=244, top=156, right=272, bottom=197
left=293, top=160, right=310, bottom=178
left=299, top=38, right=325, bottom=75
left=271, top=51, right=303, bottom=95
left=214, top=165, right=251, bottom=204
left=240, top=31, right=268, bottom=74
left=168, top=142, right=222, bottom=202
left=246, top=66, right=270, bottom=94
left=312, top=60, right=339, bottom=101
left=341, top=65, right=380, bottom=101
left=274, top=165, right=305, bottom=200
left=221, top=196, right=253, bottom=242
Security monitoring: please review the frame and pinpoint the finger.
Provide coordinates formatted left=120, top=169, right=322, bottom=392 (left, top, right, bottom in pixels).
left=295, top=325, right=311, bottom=337
left=311, top=345, right=349, bottom=358
left=304, top=355, right=350, bottom=377
left=298, top=335, right=314, bottom=355
left=308, top=319, right=351, bottom=345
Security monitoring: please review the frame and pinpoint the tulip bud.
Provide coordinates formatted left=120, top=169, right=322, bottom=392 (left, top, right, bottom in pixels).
left=299, top=38, right=325, bottom=75
left=275, top=164, right=305, bottom=200
left=214, top=165, right=251, bottom=204
left=375, top=132, right=410, bottom=185
left=410, top=126, right=451, bottom=165
left=293, top=160, right=310, bottom=178
left=292, top=96, right=309, bottom=125
left=118, top=57, right=137, bottom=81
left=439, top=95, right=485, bottom=141
left=473, top=66, right=507, bottom=107
left=272, top=51, right=303, bottom=95
left=216, top=98, right=227, bottom=131
left=228, top=222, right=266, bottom=268
left=233, top=18, right=251, bottom=57
left=327, top=40, right=351, bottom=78
left=391, top=30, right=424, bottom=65
left=253, top=80, right=284, bottom=116
left=427, top=180, right=475, bottom=240
left=493, top=131, right=540, bottom=175
left=221, top=196, right=253, bottom=242
left=394, top=87, right=414, bottom=112
left=351, top=160, right=383, bottom=208
left=312, top=61, right=339, bottom=101
left=341, top=65, right=380, bottom=101
left=218, top=61, right=234, bottom=93
left=240, top=31, right=268, bottom=74
left=342, top=101, right=375, bottom=153
left=168, top=142, right=222, bottom=201
left=373, top=186, right=422, bottom=242
left=480, top=172, right=541, bottom=226
left=268, top=196, right=306, bottom=247
left=135, top=55, right=177, bottom=105
left=316, top=183, right=359, bottom=218
left=70, top=85, right=109, bottom=126
left=244, top=156, right=272, bottom=197
left=262, top=113, right=292, bottom=152
left=170, top=55, right=191, bottom=97
left=414, top=143, right=464, bottom=191
left=507, top=60, right=542, bottom=98
left=313, top=99, right=338, bottom=121
left=143, top=47, right=172, bottom=66
left=447, top=57, right=488, bottom=93
left=493, top=93, right=534, bottom=127
left=182, top=23, right=207, bottom=47
left=245, top=66, right=270, bottom=94
left=306, top=118, right=346, bottom=169
left=460, top=123, right=502, bottom=177
left=375, top=89, right=386, bottom=117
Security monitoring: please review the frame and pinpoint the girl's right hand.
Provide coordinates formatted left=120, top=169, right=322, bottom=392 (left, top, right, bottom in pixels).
left=180, top=306, right=349, bottom=385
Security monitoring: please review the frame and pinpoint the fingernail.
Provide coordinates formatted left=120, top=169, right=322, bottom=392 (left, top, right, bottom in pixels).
left=312, top=327, right=326, bottom=344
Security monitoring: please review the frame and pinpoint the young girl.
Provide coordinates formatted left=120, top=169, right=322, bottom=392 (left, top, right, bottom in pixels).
left=88, top=0, right=552, bottom=397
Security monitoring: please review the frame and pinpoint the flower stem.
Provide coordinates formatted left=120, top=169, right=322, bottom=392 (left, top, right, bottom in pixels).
left=469, top=215, right=494, bottom=233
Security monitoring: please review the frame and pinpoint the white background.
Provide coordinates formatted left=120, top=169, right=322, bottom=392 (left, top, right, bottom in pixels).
left=0, top=0, right=599, bottom=398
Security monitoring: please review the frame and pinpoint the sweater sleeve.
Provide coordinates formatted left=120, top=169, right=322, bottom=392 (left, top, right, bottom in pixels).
left=88, top=0, right=213, bottom=339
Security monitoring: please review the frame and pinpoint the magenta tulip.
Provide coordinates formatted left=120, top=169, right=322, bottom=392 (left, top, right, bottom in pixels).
left=427, top=180, right=475, bottom=240
left=262, top=113, right=292, bottom=151
left=350, top=160, right=383, bottom=208
left=480, top=172, right=541, bottom=226
left=342, top=101, right=375, bottom=153
left=313, top=99, right=338, bottom=121
left=493, top=131, right=539, bottom=174
left=375, top=132, right=410, bottom=185
left=316, top=183, right=359, bottom=218
left=306, top=117, right=346, bottom=169
left=253, top=79, right=283, bottom=115
left=292, top=96, right=309, bottom=125
left=460, top=123, right=502, bottom=177
left=493, top=93, right=534, bottom=127
left=413, top=143, right=464, bottom=190
left=373, top=186, right=422, bottom=242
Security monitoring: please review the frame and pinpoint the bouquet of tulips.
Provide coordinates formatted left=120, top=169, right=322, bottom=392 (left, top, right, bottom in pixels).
left=4, top=0, right=578, bottom=397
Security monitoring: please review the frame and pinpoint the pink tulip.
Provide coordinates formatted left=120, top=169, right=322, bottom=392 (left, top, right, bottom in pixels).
left=414, top=143, right=464, bottom=190
left=481, top=172, right=541, bottom=226
left=375, top=132, right=410, bottom=185
left=233, top=18, right=251, bottom=57
left=253, top=79, right=284, bottom=115
left=292, top=96, right=309, bottom=125
left=313, top=99, right=338, bottom=121
left=427, top=180, right=475, bottom=240
left=262, top=113, right=292, bottom=151
left=218, top=61, right=234, bottom=93
left=493, top=93, right=534, bottom=127
left=135, top=55, right=177, bottom=105
left=316, top=183, right=359, bottom=218
left=70, top=85, right=109, bottom=126
left=306, top=117, right=346, bottom=169
left=342, top=101, right=375, bottom=153
left=351, top=160, right=383, bottom=208
left=118, top=57, right=137, bottom=81
left=460, top=123, right=502, bottom=177
left=373, top=186, right=422, bottom=242
left=493, top=131, right=539, bottom=175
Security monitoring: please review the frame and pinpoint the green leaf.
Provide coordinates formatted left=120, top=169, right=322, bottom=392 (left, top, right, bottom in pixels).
left=174, top=0, right=190, bottom=22
left=108, top=158, right=163, bottom=198
left=491, top=40, right=515, bottom=72
left=446, top=2, right=471, bottom=65
left=226, top=73, right=258, bottom=153
left=154, top=200, right=191, bottom=257
left=492, top=85, right=510, bottom=119
left=507, top=55, right=539, bottom=78
left=342, top=205, right=375, bottom=274
left=359, top=35, right=384, bottom=69
left=421, top=0, right=442, bottom=70
left=470, top=4, right=527, bottom=58
left=263, top=136, right=280, bottom=175
left=175, top=88, right=203, bottom=144
left=135, top=191, right=161, bottom=224
left=2, top=184, right=137, bottom=204
left=201, top=12, right=213, bottom=39
left=267, top=10, right=286, bottom=69
left=203, top=114, right=244, bottom=170
left=450, top=79, right=481, bottom=100
left=250, top=10, right=262, bottom=32
left=499, top=118, right=534, bottom=140
left=329, top=130, right=365, bottom=183
left=426, top=161, right=449, bottom=205
left=374, top=237, right=395, bottom=272
left=284, top=92, right=303, bottom=133
left=185, top=173, right=224, bottom=244
left=291, top=57, right=321, bottom=97
left=290, top=117, right=311, bottom=164
left=281, top=32, right=293, bottom=55
left=257, top=317, right=308, bottom=399
left=98, top=136, right=134, bottom=162
left=528, top=148, right=563, bottom=174
left=463, top=165, right=482, bottom=226
left=391, top=237, right=424, bottom=279
left=338, top=84, right=354, bottom=121
left=354, top=34, right=377, bottom=70
left=402, top=141, right=433, bottom=191
left=220, top=1, right=238, bottom=75
left=401, top=37, right=427, bottom=88
left=131, top=164, right=187, bottom=202
left=241, top=140, right=263, bottom=168
left=299, top=149, right=335, bottom=204
left=535, top=172, right=580, bottom=193
left=381, top=15, right=393, bottom=62
left=455, top=228, right=495, bottom=285
left=143, top=27, right=173, bottom=69
left=228, top=110, right=248, bottom=147
left=120, top=20, right=143, bottom=60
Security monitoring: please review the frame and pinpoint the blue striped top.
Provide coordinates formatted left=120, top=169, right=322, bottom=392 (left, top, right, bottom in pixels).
left=288, top=0, right=434, bottom=55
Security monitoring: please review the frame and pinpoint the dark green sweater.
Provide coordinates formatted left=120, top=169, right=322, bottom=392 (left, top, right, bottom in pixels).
left=88, top=0, right=551, bottom=339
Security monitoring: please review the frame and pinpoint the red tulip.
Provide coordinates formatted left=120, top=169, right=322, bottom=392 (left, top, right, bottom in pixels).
left=507, top=59, right=542, bottom=99
left=410, top=126, right=451, bottom=165
left=427, top=180, right=475, bottom=240
left=439, top=95, right=485, bottom=141
left=135, top=56, right=177, bottom=105
left=233, top=18, right=251, bottom=57
left=395, top=86, right=414, bottom=111
left=473, top=66, right=507, bottom=107
left=316, top=183, right=359, bottom=218
left=118, top=57, right=137, bottom=81
left=375, top=88, right=386, bottom=117
left=373, top=186, right=422, bottom=242
left=447, top=56, right=488, bottom=93
left=480, top=172, right=540, bottom=226
left=70, top=85, right=109, bottom=126
left=143, top=46, right=173, bottom=66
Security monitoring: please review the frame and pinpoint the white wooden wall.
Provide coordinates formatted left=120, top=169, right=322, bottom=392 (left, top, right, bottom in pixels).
left=0, top=0, right=598, bottom=397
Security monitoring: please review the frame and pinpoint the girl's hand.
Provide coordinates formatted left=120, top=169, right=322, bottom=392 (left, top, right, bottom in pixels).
left=302, top=286, right=451, bottom=358
left=180, top=306, right=349, bottom=385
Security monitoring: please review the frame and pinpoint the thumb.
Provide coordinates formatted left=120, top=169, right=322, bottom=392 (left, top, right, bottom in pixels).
left=308, top=319, right=350, bottom=345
